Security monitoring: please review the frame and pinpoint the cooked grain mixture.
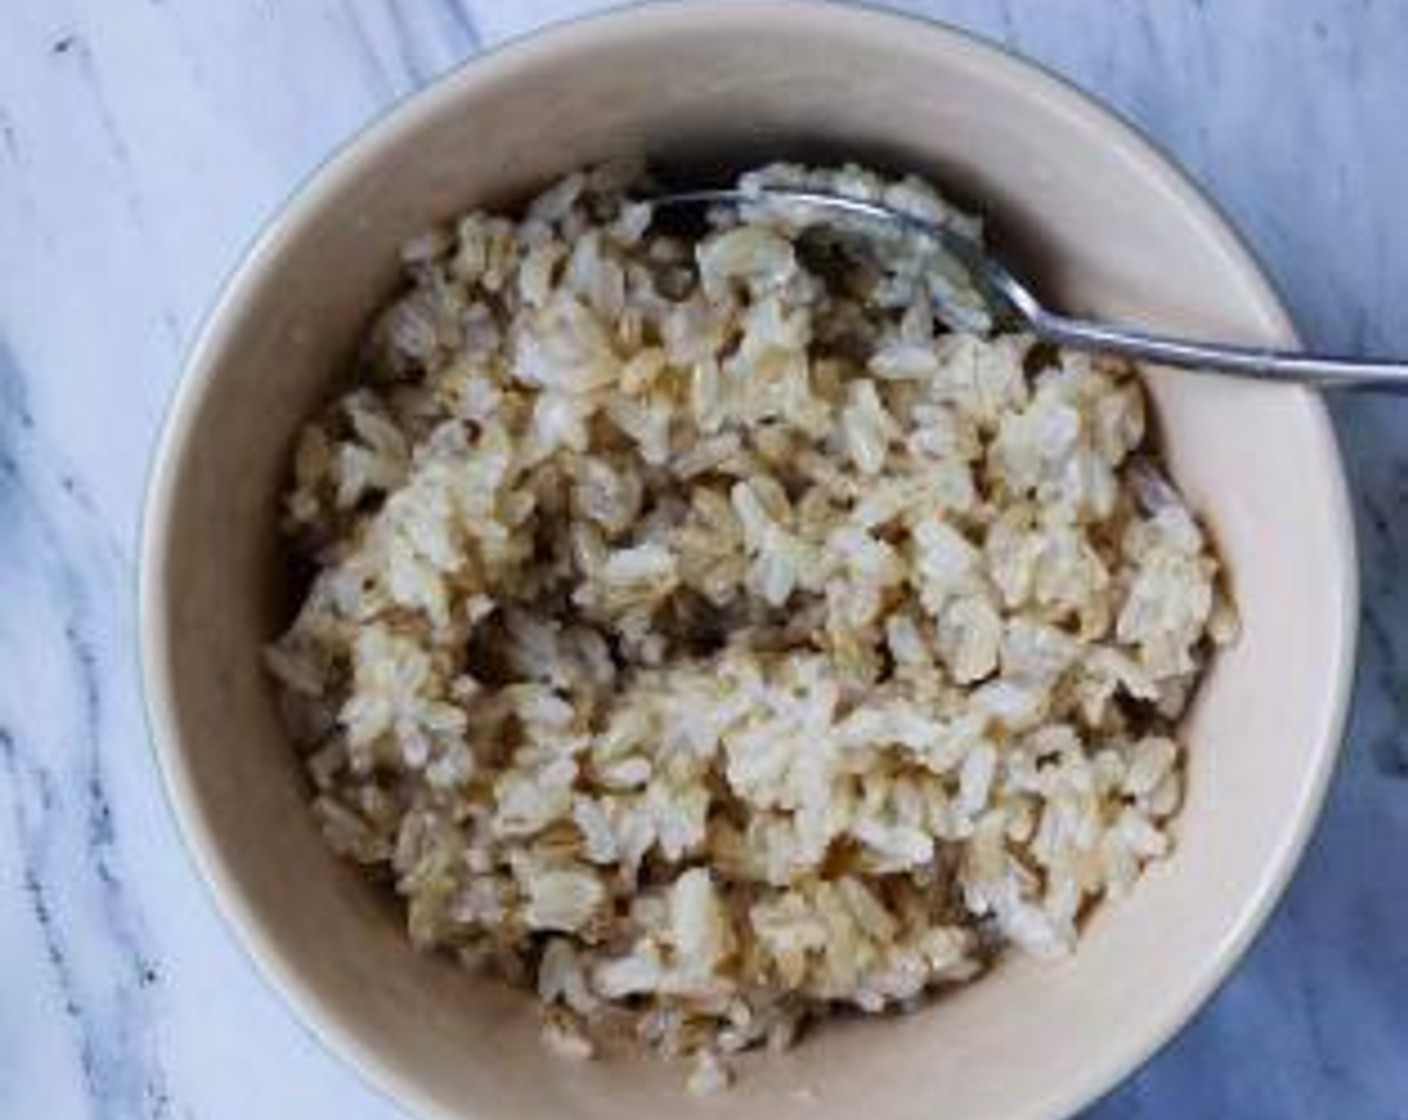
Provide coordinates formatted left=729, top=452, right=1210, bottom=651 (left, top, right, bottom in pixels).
left=265, top=163, right=1235, bottom=1091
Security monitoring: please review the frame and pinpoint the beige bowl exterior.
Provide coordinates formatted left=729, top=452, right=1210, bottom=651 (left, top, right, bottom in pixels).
left=140, top=4, right=1358, bottom=1119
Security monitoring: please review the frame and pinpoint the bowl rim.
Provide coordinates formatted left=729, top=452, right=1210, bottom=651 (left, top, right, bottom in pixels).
left=138, top=3, right=1360, bottom=1119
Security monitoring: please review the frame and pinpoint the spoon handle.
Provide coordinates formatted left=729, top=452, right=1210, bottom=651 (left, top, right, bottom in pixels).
left=1034, top=312, right=1408, bottom=390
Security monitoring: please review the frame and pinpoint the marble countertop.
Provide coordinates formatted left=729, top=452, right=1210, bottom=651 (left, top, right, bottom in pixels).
left=2, top=1, right=1405, bottom=1117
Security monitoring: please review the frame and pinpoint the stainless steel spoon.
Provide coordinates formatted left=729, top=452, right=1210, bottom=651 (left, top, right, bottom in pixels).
left=655, top=186, right=1408, bottom=390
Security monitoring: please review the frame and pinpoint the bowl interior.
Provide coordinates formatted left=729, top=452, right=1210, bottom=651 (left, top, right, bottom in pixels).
left=143, top=6, right=1354, bottom=1120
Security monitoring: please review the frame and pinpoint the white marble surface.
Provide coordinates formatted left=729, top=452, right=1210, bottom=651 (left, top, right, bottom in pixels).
left=2, top=1, right=1406, bottom=1117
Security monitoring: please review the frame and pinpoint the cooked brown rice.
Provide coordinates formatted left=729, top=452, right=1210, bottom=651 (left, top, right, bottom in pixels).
left=265, top=162, right=1234, bottom=1091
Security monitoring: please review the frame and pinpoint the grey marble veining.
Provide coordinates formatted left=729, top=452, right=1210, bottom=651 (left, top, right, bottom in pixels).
left=1, top=2, right=1405, bottom=1118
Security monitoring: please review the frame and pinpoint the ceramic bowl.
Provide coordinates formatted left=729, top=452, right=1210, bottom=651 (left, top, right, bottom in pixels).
left=140, top=4, right=1358, bottom=1118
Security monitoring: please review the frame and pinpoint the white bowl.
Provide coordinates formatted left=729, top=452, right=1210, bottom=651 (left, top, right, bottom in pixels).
left=140, top=4, right=1358, bottom=1118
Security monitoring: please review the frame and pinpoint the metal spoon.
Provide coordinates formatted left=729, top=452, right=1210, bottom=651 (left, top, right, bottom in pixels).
left=655, top=186, right=1408, bottom=390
